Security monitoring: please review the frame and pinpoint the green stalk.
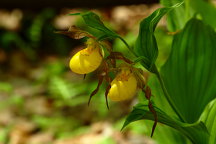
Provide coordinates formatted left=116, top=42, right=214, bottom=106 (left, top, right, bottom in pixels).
left=118, top=36, right=138, bottom=57
left=154, top=66, right=186, bottom=122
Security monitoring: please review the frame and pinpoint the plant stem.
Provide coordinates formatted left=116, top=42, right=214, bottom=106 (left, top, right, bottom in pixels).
left=118, top=36, right=138, bottom=57
left=154, top=66, right=186, bottom=122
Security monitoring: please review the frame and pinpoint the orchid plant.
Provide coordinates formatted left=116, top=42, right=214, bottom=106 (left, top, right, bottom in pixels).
left=57, top=1, right=216, bottom=143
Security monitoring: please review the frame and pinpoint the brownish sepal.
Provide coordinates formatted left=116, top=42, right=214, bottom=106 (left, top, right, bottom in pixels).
left=55, top=26, right=94, bottom=39
left=88, top=76, right=104, bottom=106
left=107, top=52, right=133, bottom=64
left=143, top=86, right=158, bottom=137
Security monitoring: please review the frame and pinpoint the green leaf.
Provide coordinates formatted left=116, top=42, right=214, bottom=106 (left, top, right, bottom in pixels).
left=160, top=0, right=186, bottom=31
left=189, top=0, right=216, bottom=28
left=201, top=99, right=216, bottom=144
left=161, top=18, right=216, bottom=123
left=135, top=2, right=183, bottom=72
left=79, top=12, right=135, bottom=54
left=122, top=103, right=209, bottom=144
left=81, top=12, right=118, bottom=39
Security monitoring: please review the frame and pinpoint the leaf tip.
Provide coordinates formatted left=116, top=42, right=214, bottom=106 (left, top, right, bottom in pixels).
left=68, top=13, right=81, bottom=16
left=120, top=122, right=127, bottom=131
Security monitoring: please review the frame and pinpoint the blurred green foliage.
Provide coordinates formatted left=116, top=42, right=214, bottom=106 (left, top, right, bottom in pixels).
left=0, top=8, right=80, bottom=61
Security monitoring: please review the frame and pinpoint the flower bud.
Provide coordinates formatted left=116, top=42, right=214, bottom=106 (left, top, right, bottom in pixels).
left=108, top=69, right=137, bottom=101
left=69, top=38, right=103, bottom=74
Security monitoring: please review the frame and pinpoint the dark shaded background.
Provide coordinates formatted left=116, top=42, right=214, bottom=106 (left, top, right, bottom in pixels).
left=0, top=0, right=159, bottom=9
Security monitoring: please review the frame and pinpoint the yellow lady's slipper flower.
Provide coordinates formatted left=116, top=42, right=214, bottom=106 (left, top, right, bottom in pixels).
left=108, top=69, right=137, bottom=101
left=69, top=38, right=103, bottom=74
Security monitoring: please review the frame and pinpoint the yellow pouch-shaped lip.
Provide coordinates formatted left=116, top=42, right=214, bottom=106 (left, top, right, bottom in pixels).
left=69, top=39, right=103, bottom=74
left=108, top=70, right=137, bottom=101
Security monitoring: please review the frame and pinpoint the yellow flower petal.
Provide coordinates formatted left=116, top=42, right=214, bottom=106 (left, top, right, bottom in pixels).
left=69, top=39, right=103, bottom=74
left=108, top=69, right=137, bottom=101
